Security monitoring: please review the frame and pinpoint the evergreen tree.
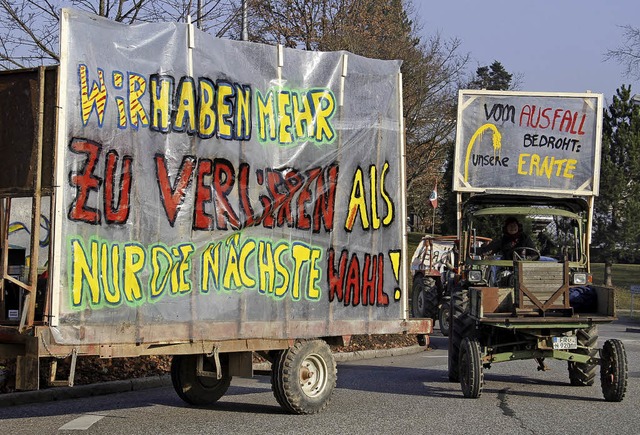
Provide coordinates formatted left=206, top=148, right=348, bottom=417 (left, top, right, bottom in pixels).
left=469, top=60, right=513, bottom=91
left=439, top=144, right=457, bottom=235
left=594, top=85, right=640, bottom=285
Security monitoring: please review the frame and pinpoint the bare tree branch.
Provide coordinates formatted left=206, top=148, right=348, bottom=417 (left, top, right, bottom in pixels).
left=604, top=24, right=640, bottom=81
left=0, top=0, right=239, bottom=69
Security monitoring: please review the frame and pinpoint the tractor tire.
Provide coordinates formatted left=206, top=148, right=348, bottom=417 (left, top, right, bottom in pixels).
left=270, top=340, right=337, bottom=414
left=171, top=354, right=232, bottom=406
left=411, top=276, right=427, bottom=318
left=439, top=301, right=451, bottom=336
left=600, top=339, right=628, bottom=402
left=423, top=280, right=440, bottom=320
left=449, top=284, right=474, bottom=382
left=567, top=325, right=598, bottom=386
left=459, top=337, right=483, bottom=398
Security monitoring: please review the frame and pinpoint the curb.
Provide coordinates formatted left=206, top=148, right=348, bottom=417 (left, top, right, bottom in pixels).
left=0, top=376, right=173, bottom=407
left=615, top=314, right=640, bottom=332
left=0, top=345, right=426, bottom=407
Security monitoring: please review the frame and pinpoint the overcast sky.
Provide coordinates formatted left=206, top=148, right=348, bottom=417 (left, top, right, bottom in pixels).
left=415, top=1, right=640, bottom=104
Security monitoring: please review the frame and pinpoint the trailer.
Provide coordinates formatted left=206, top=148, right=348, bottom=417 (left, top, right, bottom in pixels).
left=0, top=9, right=430, bottom=413
left=448, top=89, right=627, bottom=401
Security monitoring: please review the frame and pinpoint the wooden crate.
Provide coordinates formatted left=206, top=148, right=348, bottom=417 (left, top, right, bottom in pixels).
left=514, top=262, right=570, bottom=313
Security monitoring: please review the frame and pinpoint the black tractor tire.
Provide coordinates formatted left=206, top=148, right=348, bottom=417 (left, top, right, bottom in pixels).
left=459, top=337, right=483, bottom=398
left=171, top=354, right=232, bottom=406
left=411, top=276, right=427, bottom=318
left=271, top=340, right=337, bottom=414
left=423, top=278, right=441, bottom=320
left=567, top=325, right=598, bottom=386
left=449, top=284, right=474, bottom=382
left=439, top=301, right=451, bottom=336
left=600, top=339, right=628, bottom=402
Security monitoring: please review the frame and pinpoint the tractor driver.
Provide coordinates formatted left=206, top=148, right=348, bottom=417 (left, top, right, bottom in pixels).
left=479, top=217, right=536, bottom=260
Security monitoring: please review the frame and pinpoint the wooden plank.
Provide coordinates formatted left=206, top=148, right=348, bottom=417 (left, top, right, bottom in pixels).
left=15, top=355, right=39, bottom=390
left=518, top=260, right=567, bottom=312
left=522, top=276, right=563, bottom=282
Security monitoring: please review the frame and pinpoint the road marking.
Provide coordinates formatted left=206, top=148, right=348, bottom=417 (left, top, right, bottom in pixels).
left=59, top=414, right=105, bottom=430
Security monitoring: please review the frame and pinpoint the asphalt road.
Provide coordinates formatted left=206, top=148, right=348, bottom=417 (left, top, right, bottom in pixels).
left=0, top=320, right=638, bottom=434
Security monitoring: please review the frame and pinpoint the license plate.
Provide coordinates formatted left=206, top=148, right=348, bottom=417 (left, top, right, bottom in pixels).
left=553, top=336, right=577, bottom=350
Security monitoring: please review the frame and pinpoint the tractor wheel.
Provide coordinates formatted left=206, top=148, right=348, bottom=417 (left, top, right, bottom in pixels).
left=459, top=337, right=483, bottom=398
left=171, top=354, right=232, bottom=406
left=438, top=301, right=451, bottom=336
left=600, top=339, right=628, bottom=402
left=449, top=285, right=474, bottom=382
left=411, top=276, right=427, bottom=318
left=567, top=325, right=598, bottom=386
left=422, top=278, right=440, bottom=320
left=270, top=340, right=337, bottom=414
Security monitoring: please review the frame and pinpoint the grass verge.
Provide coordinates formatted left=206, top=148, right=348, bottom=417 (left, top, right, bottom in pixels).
left=591, top=263, right=640, bottom=316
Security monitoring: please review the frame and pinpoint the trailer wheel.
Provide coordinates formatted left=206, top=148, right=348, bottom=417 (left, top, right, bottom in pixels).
left=600, top=339, right=628, bottom=402
left=568, top=325, right=598, bottom=386
left=449, top=285, right=473, bottom=382
left=171, top=354, right=232, bottom=406
left=411, top=276, right=427, bottom=318
left=271, top=340, right=337, bottom=414
left=459, top=337, right=483, bottom=398
left=439, top=301, right=450, bottom=336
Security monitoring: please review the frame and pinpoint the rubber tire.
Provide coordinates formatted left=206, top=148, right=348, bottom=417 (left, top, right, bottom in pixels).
left=423, top=281, right=440, bottom=320
left=439, top=301, right=450, bottom=336
left=411, top=276, right=427, bottom=318
left=459, top=337, right=483, bottom=398
left=171, top=354, right=232, bottom=406
left=567, top=325, right=598, bottom=386
left=600, top=339, right=628, bottom=402
left=271, top=340, right=337, bottom=414
left=449, top=285, right=473, bottom=382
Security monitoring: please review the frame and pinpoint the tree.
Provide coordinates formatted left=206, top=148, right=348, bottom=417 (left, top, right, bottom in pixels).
left=143, top=1, right=242, bottom=35
left=593, top=85, right=640, bottom=285
left=0, top=0, right=240, bottom=69
left=401, top=33, right=465, bottom=198
left=438, top=143, right=457, bottom=235
left=247, top=0, right=468, bottom=232
left=468, top=60, right=516, bottom=91
left=248, top=0, right=419, bottom=55
left=605, top=25, right=640, bottom=81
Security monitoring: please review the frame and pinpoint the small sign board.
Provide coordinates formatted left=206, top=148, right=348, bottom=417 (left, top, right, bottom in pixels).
left=7, top=309, right=19, bottom=320
left=630, top=285, right=640, bottom=294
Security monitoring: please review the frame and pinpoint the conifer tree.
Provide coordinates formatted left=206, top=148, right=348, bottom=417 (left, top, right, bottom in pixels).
left=594, top=85, right=640, bottom=285
left=468, top=60, right=513, bottom=91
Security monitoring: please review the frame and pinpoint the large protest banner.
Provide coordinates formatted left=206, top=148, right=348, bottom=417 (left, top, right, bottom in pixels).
left=50, top=9, right=406, bottom=345
left=454, top=90, right=604, bottom=196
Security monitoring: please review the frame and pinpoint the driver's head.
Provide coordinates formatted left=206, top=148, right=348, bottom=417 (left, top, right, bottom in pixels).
left=504, top=217, right=519, bottom=236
